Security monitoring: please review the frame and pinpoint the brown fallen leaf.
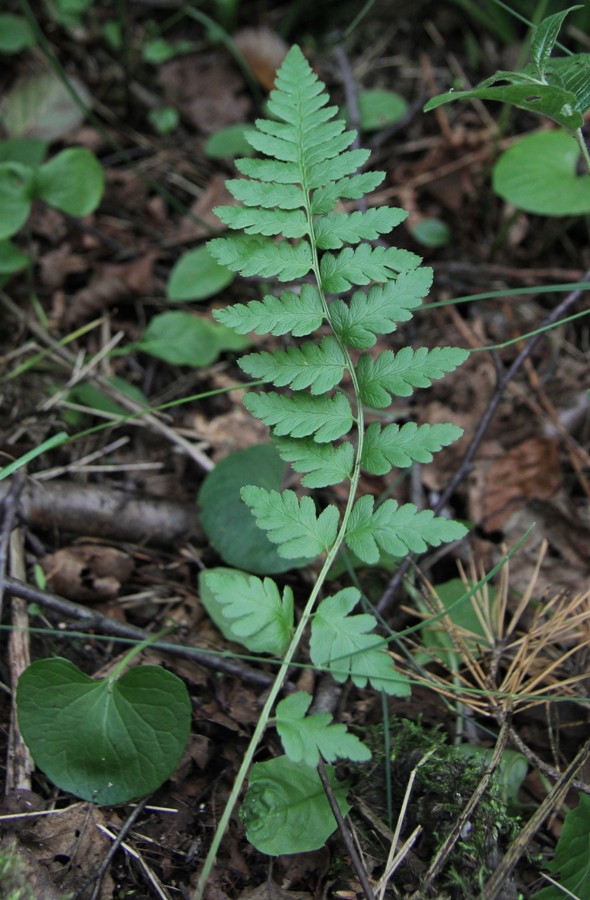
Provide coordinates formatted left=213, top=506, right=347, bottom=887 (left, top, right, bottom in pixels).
left=234, top=28, right=289, bottom=91
left=62, top=252, right=157, bottom=326
left=158, top=58, right=251, bottom=133
left=42, top=543, right=134, bottom=602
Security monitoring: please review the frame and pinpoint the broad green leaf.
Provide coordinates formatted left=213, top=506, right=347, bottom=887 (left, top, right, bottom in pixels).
left=244, top=390, right=353, bottom=442
left=167, top=245, right=234, bottom=301
left=214, top=285, right=324, bottom=337
left=67, top=376, right=149, bottom=417
left=314, top=207, right=407, bottom=249
left=0, top=239, right=30, bottom=274
left=357, top=346, right=470, bottom=408
left=209, top=235, right=313, bottom=281
left=362, top=421, right=463, bottom=475
left=320, top=244, right=421, bottom=294
left=534, top=794, right=590, bottom=899
left=134, top=311, right=248, bottom=366
left=240, top=755, right=349, bottom=855
left=199, top=567, right=293, bottom=656
left=424, top=74, right=582, bottom=130
left=198, top=444, right=308, bottom=575
left=345, top=495, right=467, bottom=565
left=0, top=138, right=48, bottom=167
left=531, top=7, right=580, bottom=80
left=1, top=71, right=92, bottom=140
left=357, top=89, right=408, bottom=132
left=205, top=124, right=256, bottom=160
left=0, top=15, right=36, bottom=53
left=241, top=486, right=339, bottom=559
left=493, top=131, right=590, bottom=216
left=545, top=54, right=590, bottom=118
left=275, top=692, right=371, bottom=766
left=329, top=268, right=433, bottom=348
left=16, top=658, right=191, bottom=805
left=35, top=148, right=104, bottom=216
left=310, top=588, right=410, bottom=695
left=273, top=436, right=354, bottom=488
left=0, top=162, right=34, bottom=239
left=239, top=336, right=346, bottom=394
left=409, top=217, right=451, bottom=248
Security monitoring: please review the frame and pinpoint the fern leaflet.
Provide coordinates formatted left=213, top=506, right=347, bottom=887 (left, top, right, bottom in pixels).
left=345, top=495, right=468, bottom=565
left=243, top=391, right=353, bottom=443
left=239, top=336, right=346, bottom=394
left=362, top=421, right=464, bottom=475
left=320, top=244, right=421, bottom=293
left=276, top=692, right=371, bottom=767
left=272, top=437, right=354, bottom=488
left=314, top=208, right=407, bottom=249
left=213, top=285, right=323, bottom=337
left=357, top=346, right=470, bottom=407
left=241, top=486, right=339, bottom=559
left=310, top=589, right=410, bottom=696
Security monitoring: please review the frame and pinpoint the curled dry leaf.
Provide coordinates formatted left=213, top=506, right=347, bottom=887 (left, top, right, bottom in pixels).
left=234, top=27, right=289, bottom=91
left=41, top=543, right=134, bottom=602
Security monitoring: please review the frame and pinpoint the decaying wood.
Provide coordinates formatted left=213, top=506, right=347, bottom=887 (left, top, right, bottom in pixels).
left=0, top=478, right=204, bottom=546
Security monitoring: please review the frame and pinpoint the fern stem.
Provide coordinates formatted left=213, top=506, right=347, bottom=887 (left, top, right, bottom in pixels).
left=194, top=190, right=369, bottom=900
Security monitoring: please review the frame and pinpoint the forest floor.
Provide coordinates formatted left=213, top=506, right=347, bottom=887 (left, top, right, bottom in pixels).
left=1, top=1, right=589, bottom=898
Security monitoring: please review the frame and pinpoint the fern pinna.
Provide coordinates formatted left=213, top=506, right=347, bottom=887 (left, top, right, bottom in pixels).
left=196, top=46, right=468, bottom=893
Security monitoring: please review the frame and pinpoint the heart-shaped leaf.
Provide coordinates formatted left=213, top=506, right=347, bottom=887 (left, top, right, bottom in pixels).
left=34, top=147, right=104, bottom=216
left=167, top=245, right=234, bottom=301
left=17, top=658, right=191, bottom=805
left=493, top=130, right=590, bottom=216
left=240, top=755, right=349, bottom=855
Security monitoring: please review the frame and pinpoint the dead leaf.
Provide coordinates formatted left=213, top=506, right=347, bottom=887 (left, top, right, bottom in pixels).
left=63, top=252, right=157, bottom=326
left=471, top=436, right=561, bottom=532
left=38, top=244, right=87, bottom=291
left=234, top=28, right=289, bottom=91
left=42, top=543, right=134, bottom=602
left=176, top=174, right=236, bottom=243
left=158, top=59, right=250, bottom=133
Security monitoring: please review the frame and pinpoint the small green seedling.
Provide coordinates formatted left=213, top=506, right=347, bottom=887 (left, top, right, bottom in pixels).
left=192, top=45, right=468, bottom=894
left=425, top=7, right=590, bottom=212
left=17, top=634, right=191, bottom=805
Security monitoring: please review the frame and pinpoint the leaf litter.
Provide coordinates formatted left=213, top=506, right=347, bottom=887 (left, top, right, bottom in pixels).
left=0, top=3, right=589, bottom=898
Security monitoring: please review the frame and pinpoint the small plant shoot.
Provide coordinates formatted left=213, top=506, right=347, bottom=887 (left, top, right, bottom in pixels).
left=195, top=45, right=468, bottom=894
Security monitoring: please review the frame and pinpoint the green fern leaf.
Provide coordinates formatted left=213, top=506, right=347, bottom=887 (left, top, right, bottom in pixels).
left=241, top=486, right=339, bottom=558
left=275, top=692, right=371, bottom=767
left=244, top=391, right=353, bottom=442
left=200, top=569, right=294, bottom=656
left=306, top=149, right=371, bottom=189
left=357, top=346, right=470, bottom=407
left=213, top=285, right=324, bottom=337
left=208, top=236, right=312, bottom=281
left=311, top=172, right=385, bottom=215
left=345, top=495, right=467, bottom=564
left=320, top=244, right=421, bottom=293
left=310, top=588, right=410, bottom=695
left=362, top=422, right=464, bottom=475
left=214, top=205, right=308, bottom=239
left=330, top=268, right=433, bottom=348
left=273, top=436, right=354, bottom=488
left=235, top=157, right=300, bottom=184
left=239, top=336, right=346, bottom=394
left=225, top=179, right=305, bottom=210
left=314, top=208, right=407, bottom=250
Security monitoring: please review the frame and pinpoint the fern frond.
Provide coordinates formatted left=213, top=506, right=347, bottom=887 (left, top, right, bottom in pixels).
left=272, top=436, right=354, bottom=488
left=320, top=244, right=421, bottom=293
left=357, top=346, right=470, bottom=407
left=243, top=391, right=353, bottom=442
left=214, top=205, right=308, bottom=239
left=314, top=208, right=407, bottom=250
left=235, top=157, right=300, bottom=183
left=239, top=336, right=346, bottom=394
left=225, top=179, right=305, bottom=210
left=345, top=495, right=468, bottom=565
left=213, top=286, right=324, bottom=337
left=241, top=486, right=339, bottom=559
left=310, top=588, right=411, bottom=696
left=209, top=236, right=312, bottom=281
left=330, top=268, right=433, bottom=348
left=362, top=421, right=463, bottom=475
